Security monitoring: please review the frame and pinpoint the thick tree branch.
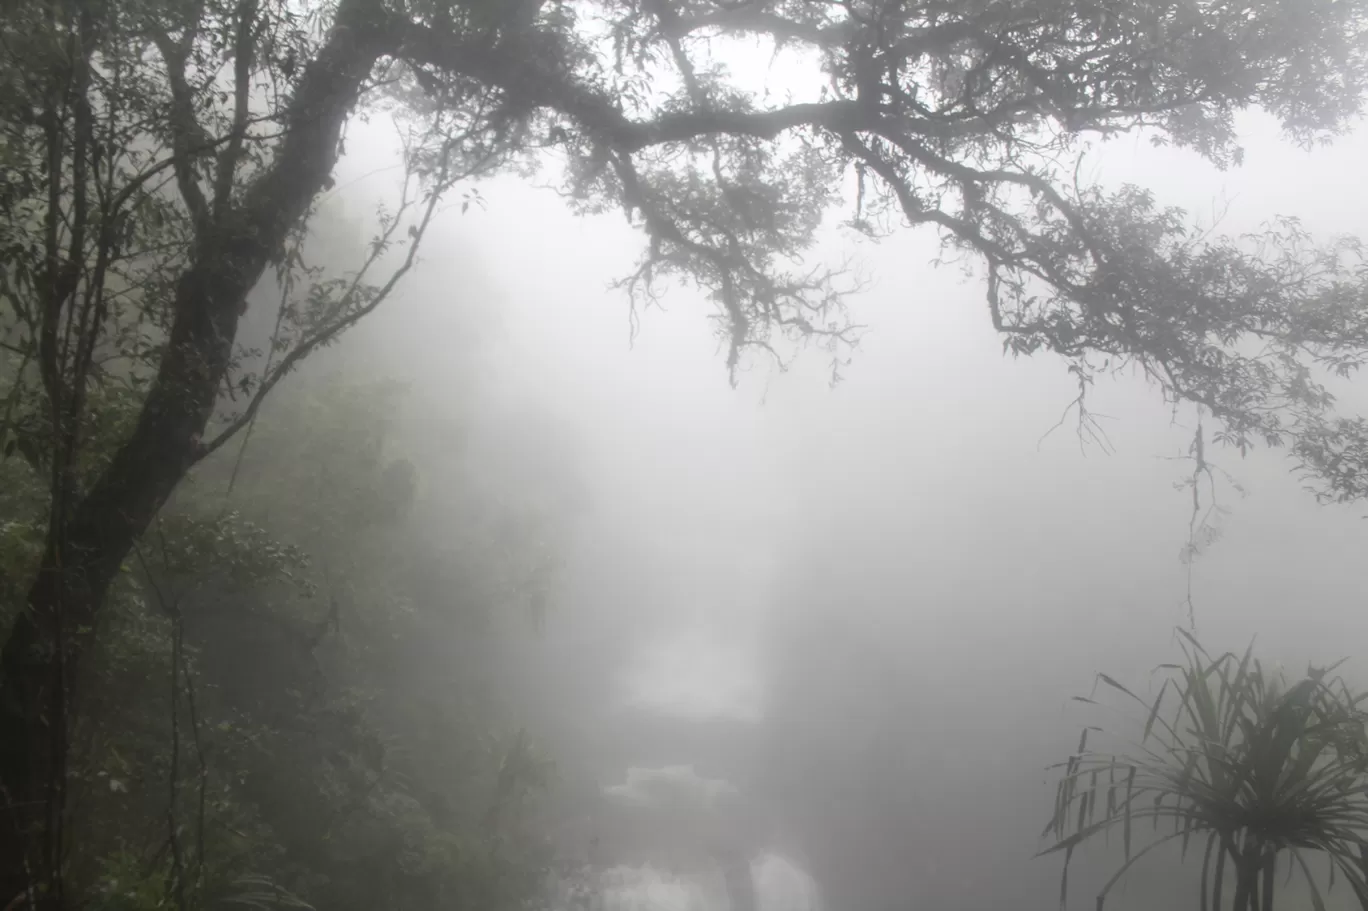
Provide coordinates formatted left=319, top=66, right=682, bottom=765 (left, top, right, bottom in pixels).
left=674, top=6, right=848, bottom=45
left=149, top=29, right=211, bottom=227
left=214, top=0, right=257, bottom=210
left=18, top=0, right=393, bottom=647
left=201, top=133, right=482, bottom=460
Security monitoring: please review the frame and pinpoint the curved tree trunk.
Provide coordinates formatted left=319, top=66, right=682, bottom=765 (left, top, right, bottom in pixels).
left=0, top=5, right=389, bottom=902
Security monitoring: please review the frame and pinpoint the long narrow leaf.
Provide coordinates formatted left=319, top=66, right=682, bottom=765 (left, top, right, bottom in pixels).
left=1095, top=830, right=1190, bottom=911
left=1199, top=830, right=1217, bottom=911
left=1290, top=848, right=1329, bottom=911
left=1124, top=765, right=1135, bottom=860
left=1143, top=681, right=1168, bottom=744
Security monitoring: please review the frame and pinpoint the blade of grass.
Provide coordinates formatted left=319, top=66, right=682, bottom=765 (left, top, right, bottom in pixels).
left=1143, top=681, right=1168, bottom=744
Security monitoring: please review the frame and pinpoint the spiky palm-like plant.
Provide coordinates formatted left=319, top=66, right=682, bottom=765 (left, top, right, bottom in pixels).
left=1041, top=629, right=1368, bottom=911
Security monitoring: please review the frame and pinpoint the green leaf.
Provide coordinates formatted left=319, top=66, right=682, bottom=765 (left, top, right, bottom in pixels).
left=1143, top=681, right=1168, bottom=743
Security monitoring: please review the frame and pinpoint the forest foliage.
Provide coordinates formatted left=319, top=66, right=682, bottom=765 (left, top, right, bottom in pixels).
left=1, top=311, right=576, bottom=911
left=8, top=0, right=1368, bottom=907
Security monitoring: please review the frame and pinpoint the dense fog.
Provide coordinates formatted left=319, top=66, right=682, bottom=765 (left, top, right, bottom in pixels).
left=298, top=109, right=1368, bottom=910
left=9, top=6, right=1368, bottom=910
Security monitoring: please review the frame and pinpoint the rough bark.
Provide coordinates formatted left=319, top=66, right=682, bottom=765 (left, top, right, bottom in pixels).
left=0, top=2, right=390, bottom=902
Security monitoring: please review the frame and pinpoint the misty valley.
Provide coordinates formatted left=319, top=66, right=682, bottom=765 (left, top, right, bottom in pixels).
left=6, top=1, right=1368, bottom=910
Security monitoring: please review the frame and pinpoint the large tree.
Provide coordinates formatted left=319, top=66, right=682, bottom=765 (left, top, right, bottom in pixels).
left=5, top=0, right=1368, bottom=904
left=0, top=354, right=574, bottom=911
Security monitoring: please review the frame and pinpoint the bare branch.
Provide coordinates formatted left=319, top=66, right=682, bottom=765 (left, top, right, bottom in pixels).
left=200, top=131, right=475, bottom=459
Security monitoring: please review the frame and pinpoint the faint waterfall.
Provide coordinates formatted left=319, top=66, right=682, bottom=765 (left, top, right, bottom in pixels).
left=585, top=853, right=821, bottom=911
